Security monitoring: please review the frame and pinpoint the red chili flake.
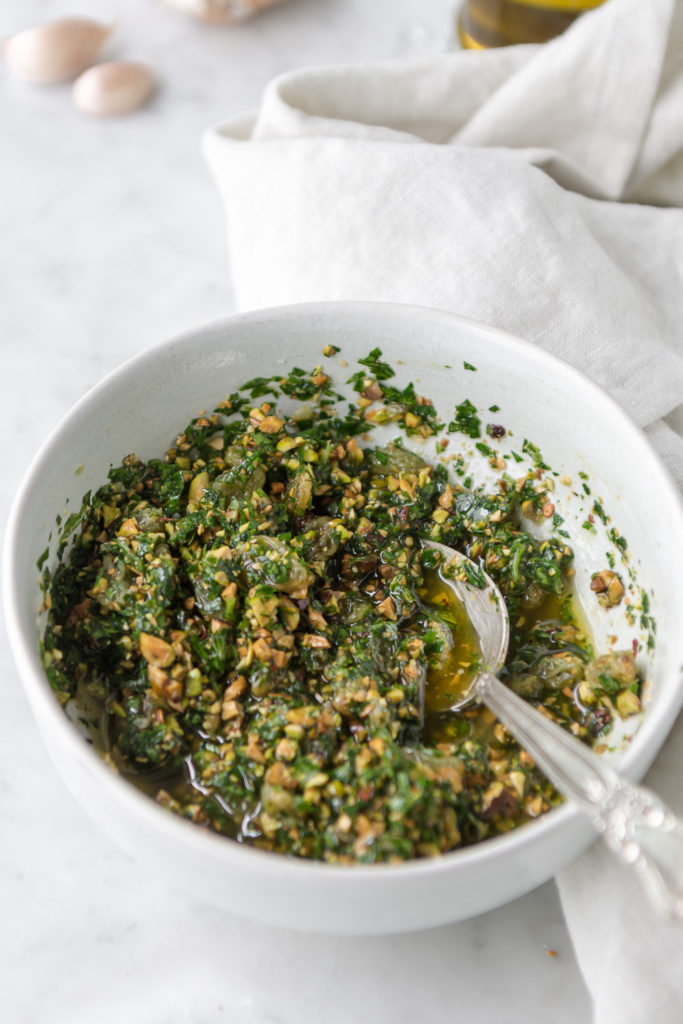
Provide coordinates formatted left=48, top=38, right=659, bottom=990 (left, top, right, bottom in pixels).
left=632, top=638, right=639, bottom=656
left=487, top=424, right=506, bottom=439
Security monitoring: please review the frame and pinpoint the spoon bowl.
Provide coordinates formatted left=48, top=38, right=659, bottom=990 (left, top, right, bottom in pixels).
left=423, top=540, right=509, bottom=709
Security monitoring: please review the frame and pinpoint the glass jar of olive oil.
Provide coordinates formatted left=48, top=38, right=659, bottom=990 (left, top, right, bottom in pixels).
left=458, top=0, right=606, bottom=49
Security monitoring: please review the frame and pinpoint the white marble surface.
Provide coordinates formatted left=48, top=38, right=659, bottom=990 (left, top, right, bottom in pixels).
left=1, top=1, right=591, bottom=1020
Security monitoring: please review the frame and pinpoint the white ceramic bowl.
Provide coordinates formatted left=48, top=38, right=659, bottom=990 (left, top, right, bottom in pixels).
left=5, top=302, right=683, bottom=934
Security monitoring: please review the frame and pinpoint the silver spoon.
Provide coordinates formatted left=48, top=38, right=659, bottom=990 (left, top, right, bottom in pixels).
left=424, top=540, right=683, bottom=921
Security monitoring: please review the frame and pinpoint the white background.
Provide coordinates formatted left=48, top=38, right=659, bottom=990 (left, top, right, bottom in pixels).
left=1, top=1, right=591, bottom=1020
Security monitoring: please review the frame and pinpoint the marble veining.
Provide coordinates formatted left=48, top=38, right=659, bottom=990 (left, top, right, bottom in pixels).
left=1, top=0, right=590, bottom=1020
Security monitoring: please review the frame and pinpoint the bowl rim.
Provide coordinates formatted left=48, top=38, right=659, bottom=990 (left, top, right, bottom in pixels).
left=5, top=299, right=683, bottom=883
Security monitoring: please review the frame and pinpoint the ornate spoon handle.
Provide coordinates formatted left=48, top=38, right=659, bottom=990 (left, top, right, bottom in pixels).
left=480, top=672, right=683, bottom=920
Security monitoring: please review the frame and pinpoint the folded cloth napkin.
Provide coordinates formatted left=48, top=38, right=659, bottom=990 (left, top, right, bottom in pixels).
left=204, top=0, right=683, bottom=1017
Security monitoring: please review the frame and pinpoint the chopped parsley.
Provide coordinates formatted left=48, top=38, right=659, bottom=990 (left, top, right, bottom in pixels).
left=448, top=399, right=481, bottom=439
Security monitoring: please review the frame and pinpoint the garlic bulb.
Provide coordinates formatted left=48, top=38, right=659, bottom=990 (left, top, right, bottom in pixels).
left=2, top=17, right=110, bottom=84
left=72, top=62, right=156, bottom=117
left=162, top=0, right=287, bottom=22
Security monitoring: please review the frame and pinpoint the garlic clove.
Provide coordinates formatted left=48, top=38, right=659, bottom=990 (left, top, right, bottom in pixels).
left=72, top=61, right=156, bottom=117
left=2, top=17, right=111, bottom=84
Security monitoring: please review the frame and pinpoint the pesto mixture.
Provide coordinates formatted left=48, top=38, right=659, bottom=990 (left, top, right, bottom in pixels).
left=40, top=349, right=641, bottom=863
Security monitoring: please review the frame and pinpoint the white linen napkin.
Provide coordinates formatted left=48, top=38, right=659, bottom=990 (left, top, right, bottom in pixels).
left=204, top=0, right=683, bottom=1017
